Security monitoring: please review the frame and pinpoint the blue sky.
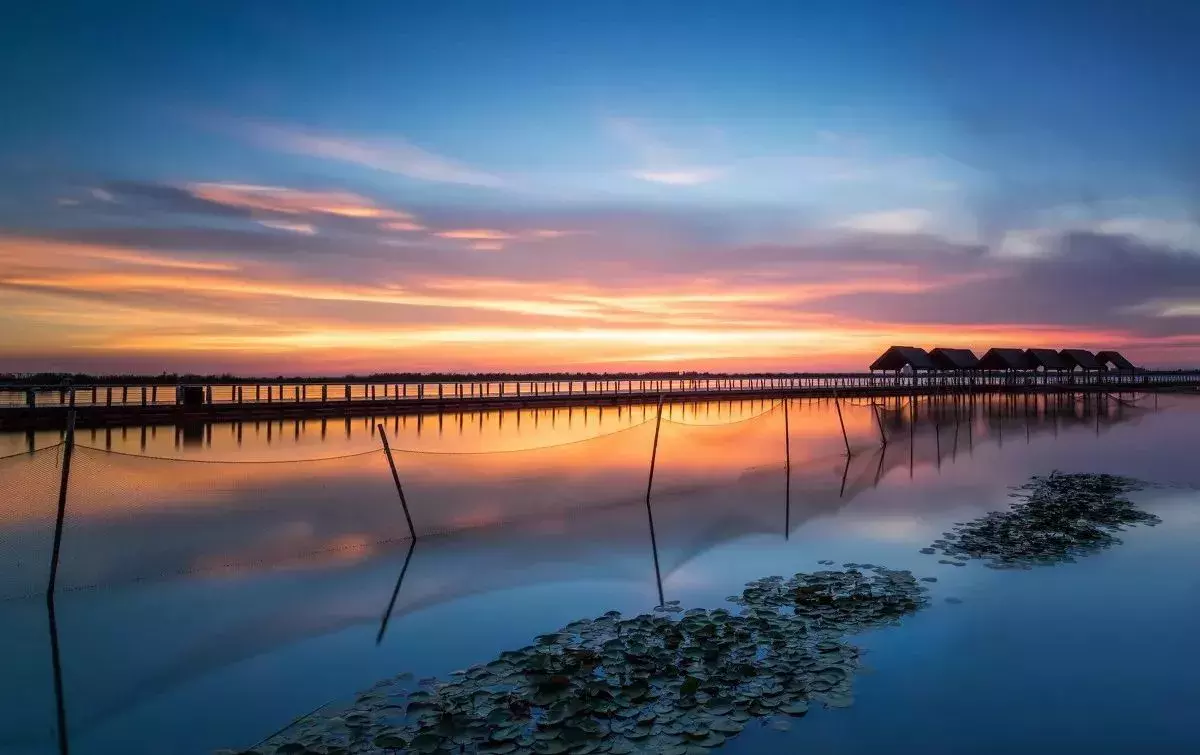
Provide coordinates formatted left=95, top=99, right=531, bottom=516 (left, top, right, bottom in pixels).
left=2, top=1, right=1200, bottom=372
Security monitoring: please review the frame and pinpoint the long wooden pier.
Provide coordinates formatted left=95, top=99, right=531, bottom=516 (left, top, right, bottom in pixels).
left=2, top=371, right=1197, bottom=430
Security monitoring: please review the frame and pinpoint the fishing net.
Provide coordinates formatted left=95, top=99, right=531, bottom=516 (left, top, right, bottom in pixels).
left=0, top=445, right=64, bottom=599
left=54, top=446, right=402, bottom=591
left=3, top=391, right=1169, bottom=596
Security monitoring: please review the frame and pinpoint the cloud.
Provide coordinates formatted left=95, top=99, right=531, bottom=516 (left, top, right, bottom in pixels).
left=435, top=229, right=515, bottom=241
left=631, top=168, right=724, bottom=186
left=8, top=195, right=1200, bottom=370
left=836, top=209, right=936, bottom=235
left=380, top=220, right=427, bottom=232
left=609, top=117, right=726, bottom=187
left=244, top=122, right=504, bottom=188
left=187, top=183, right=416, bottom=221
left=257, top=220, right=318, bottom=235
left=90, top=187, right=116, bottom=202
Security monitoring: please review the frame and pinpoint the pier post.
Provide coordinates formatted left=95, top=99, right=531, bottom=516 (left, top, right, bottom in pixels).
left=378, top=424, right=417, bottom=540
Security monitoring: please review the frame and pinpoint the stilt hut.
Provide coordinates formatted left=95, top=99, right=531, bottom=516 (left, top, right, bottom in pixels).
left=1096, top=350, right=1135, bottom=372
left=979, top=348, right=1030, bottom=371
left=1059, top=349, right=1102, bottom=372
left=979, top=348, right=1030, bottom=386
left=869, top=346, right=935, bottom=387
left=929, top=347, right=979, bottom=388
left=869, top=346, right=935, bottom=372
left=929, top=348, right=980, bottom=371
left=1025, top=348, right=1068, bottom=384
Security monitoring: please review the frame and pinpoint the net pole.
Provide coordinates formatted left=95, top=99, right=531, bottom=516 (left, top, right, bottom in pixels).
left=834, top=393, right=852, bottom=456
left=47, top=411, right=76, bottom=597
left=644, top=394, right=665, bottom=606
left=377, top=424, right=417, bottom=540
left=376, top=539, right=416, bottom=646
left=48, top=593, right=70, bottom=755
left=872, top=402, right=887, bottom=447
left=783, top=398, right=791, bottom=539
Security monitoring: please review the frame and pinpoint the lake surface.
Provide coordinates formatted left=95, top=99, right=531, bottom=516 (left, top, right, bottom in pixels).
left=1, top=392, right=1198, bottom=754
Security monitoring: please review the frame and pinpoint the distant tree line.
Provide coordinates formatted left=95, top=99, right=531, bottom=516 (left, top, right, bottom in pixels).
left=3, top=369, right=826, bottom=385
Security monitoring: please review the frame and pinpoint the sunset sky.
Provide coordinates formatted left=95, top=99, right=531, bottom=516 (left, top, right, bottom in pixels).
left=2, top=0, right=1199, bottom=374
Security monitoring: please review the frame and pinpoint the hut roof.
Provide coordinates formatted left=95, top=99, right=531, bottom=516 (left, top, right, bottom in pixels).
left=978, top=348, right=1031, bottom=371
left=928, top=347, right=980, bottom=370
left=1024, top=348, right=1069, bottom=371
left=1059, top=349, right=1102, bottom=371
left=869, top=346, right=935, bottom=371
left=1096, top=350, right=1135, bottom=370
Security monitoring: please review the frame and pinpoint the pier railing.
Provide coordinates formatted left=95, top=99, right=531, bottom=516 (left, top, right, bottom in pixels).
left=2, top=370, right=1198, bottom=410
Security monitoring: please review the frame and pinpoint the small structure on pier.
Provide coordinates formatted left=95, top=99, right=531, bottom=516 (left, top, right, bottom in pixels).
left=978, top=348, right=1031, bottom=371
left=1059, top=349, right=1102, bottom=372
left=929, top=347, right=980, bottom=371
left=1025, top=348, right=1069, bottom=372
left=1096, top=350, right=1136, bottom=372
left=869, top=346, right=936, bottom=373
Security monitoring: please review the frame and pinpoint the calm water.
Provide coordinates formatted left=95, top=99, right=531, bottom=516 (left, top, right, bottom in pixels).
left=1, top=393, right=1198, bottom=754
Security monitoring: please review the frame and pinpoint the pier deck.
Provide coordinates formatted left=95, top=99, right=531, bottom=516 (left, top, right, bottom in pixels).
left=2, top=371, right=1197, bottom=430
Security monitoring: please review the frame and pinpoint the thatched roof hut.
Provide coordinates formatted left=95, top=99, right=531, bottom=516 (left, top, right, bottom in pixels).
left=929, top=348, right=980, bottom=370
left=869, top=346, right=935, bottom=372
left=1059, top=349, right=1102, bottom=371
left=978, top=348, right=1031, bottom=371
left=1025, top=348, right=1069, bottom=371
left=1096, top=350, right=1135, bottom=371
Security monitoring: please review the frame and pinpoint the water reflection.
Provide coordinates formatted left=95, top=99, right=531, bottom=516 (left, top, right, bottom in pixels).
left=0, top=394, right=1197, bottom=755
left=0, top=394, right=1169, bottom=600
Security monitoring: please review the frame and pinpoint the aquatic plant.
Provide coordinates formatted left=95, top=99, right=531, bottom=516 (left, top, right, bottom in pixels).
left=925, top=472, right=1160, bottom=569
left=230, top=567, right=928, bottom=755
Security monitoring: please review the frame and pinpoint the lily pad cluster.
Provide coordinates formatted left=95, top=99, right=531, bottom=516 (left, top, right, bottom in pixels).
left=925, top=472, right=1160, bottom=569
left=232, top=568, right=928, bottom=755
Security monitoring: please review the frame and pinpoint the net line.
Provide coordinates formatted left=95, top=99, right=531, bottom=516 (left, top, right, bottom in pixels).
left=65, top=402, right=793, bottom=462
left=661, top=401, right=783, bottom=426
left=0, top=443, right=64, bottom=462
left=71, top=444, right=386, bottom=464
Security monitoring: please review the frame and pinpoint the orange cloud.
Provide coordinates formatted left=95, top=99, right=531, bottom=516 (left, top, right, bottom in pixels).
left=379, top=220, right=427, bottom=232
left=0, top=233, right=1150, bottom=373
left=188, top=183, right=419, bottom=223
left=435, top=229, right=514, bottom=241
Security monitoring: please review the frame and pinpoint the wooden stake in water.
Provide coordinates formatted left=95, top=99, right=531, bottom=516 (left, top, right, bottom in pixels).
left=378, top=424, right=417, bottom=541
left=872, top=402, right=887, bottom=446
left=784, top=398, right=791, bottom=538
left=376, top=539, right=417, bottom=645
left=47, top=411, right=76, bottom=597
left=47, top=593, right=70, bottom=755
left=645, top=394, right=665, bottom=606
left=834, top=393, right=852, bottom=456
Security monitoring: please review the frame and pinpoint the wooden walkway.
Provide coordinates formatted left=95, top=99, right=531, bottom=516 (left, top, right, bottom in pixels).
left=2, top=371, right=1197, bottom=430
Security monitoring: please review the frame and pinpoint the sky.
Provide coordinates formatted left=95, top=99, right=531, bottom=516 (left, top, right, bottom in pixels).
left=2, top=0, right=1200, bottom=374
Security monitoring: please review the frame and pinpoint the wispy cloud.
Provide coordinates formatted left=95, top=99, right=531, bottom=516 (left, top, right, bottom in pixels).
left=379, top=220, right=427, bottom=232
left=244, top=122, right=504, bottom=188
left=836, top=209, right=936, bottom=235
left=435, top=229, right=515, bottom=241
left=257, top=220, right=318, bottom=235
left=188, top=183, right=416, bottom=221
left=631, top=168, right=724, bottom=186
left=609, top=117, right=726, bottom=187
